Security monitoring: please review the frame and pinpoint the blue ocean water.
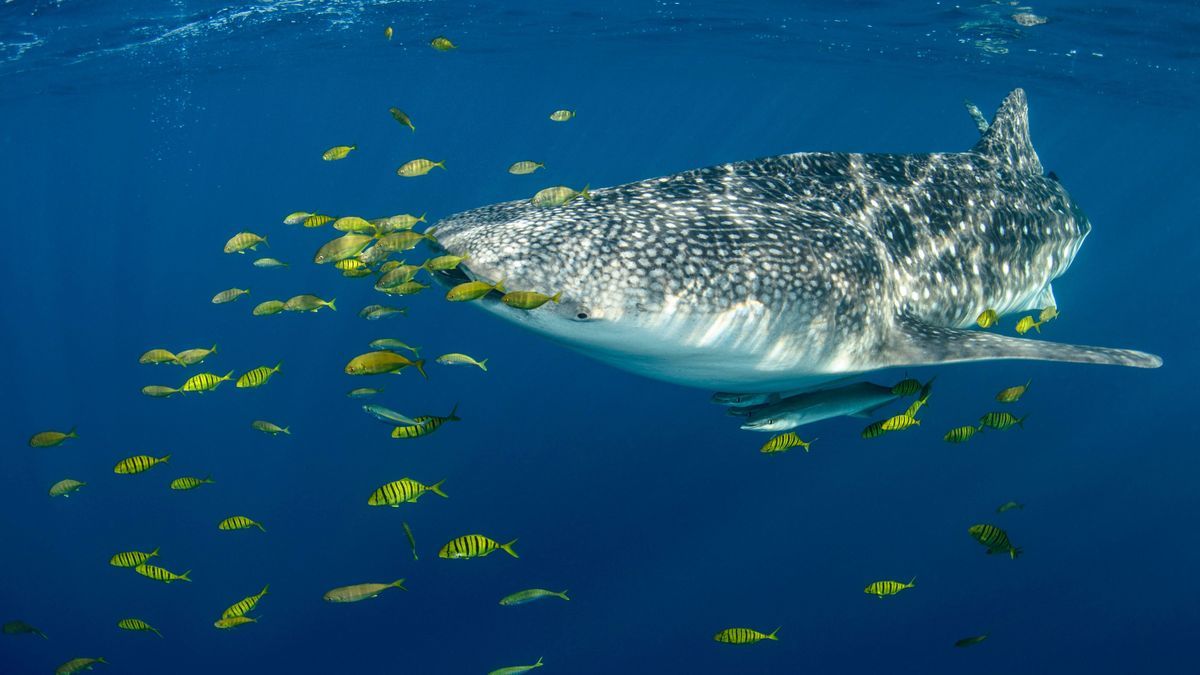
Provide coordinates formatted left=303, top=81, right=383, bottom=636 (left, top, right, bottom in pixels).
left=2, top=1, right=1198, bottom=673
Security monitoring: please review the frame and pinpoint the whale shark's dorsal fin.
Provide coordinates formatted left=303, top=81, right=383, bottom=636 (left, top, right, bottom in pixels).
left=971, top=88, right=1043, bottom=175
left=887, top=314, right=1162, bottom=369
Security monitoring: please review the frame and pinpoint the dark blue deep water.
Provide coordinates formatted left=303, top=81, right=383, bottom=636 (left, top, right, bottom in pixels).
left=2, top=2, right=1198, bottom=673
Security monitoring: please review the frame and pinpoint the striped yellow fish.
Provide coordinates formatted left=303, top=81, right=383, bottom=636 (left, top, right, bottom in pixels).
left=439, top=534, right=518, bottom=559
left=976, top=308, right=999, bottom=329
left=315, top=233, right=375, bottom=264
left=322, top=145, right=356, bottom=161
left=114, top=454, right=170, bottom=475
left=323, top=579, right=407, bottom=603
left=391, top=406, right=460, bottom=439
left=549, top=109, right=575, bottom=121
left=49, top=479, right=86, bottom=498
left=283, top=211, right=311, bottom=225
left=531, top=185, right=589, bottom=207
left=375, top=265, right=422, bottom=290
left=139, top=348, right=184, bottom=366
left=995, top=379, right=1031, bottom=403
left=508, top=161, right=544, bottom=175
left=218, top=515, right=265, bottom=532
left=211, top=288, right=249, bottom=304
left=236, top=363, right=281, bottom=389
left=943, top=425, right=978, bottom=443
left=141, top=385, right=180, bottom=397
left=880, top=414, right=920, bottom=431
left=334, top=258, right=368, bottom=272
left=117, top=618, right=162, bottom=637
left=181, top=371, right=233, bottom=392
left=303, top=213, right=334, bottom=228
left=283, top=294, right=336, bottom=313
left=890, top=378, right=921, bottom=396
left=864, top=577, right=916, bottom=598
left=29, top=428, right=77, bottom=448
left=860, top=420, right=887, bottom=439
left=110, top=548, right=159, bottom=568
left=422, top=253, right=468, bottom=271
left=968, top=523, right=1022, bottom=558
left=376, top=230, right=436, bottom=253
left=384, top=26, right=394, bottom=40
left=368, top=478, right=448, bottom=506
left=214, top=616, right=257, bottom=629
left=170, top=476, right=214, bottom=490
left=713, top=627, right=779, bottom=644
left=978, top=411, right=1025, bottom=431
left=435, top=353, right=487, bottom=370
left=134, top=563, right=191, bottom=583
left=489, top=657, right=544, bottom=675
left=1015, top=315, right=1042, bottom=335
left=430, top=35, right=456, bottom=51
left=221, top=585, right=269, bottom=619
left=1039, top=305, right=1059, bottom=323
left=397, top=158, right=444, bottom=177
left=380, top=280, right=429, bottom=296
left=223, top=231, right=267, bottom=254
left=759, top=432, right=816, bottom=454
left=499, top=588, right=569, bottom=606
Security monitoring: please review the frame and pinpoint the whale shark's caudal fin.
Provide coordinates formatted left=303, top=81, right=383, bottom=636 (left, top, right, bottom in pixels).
left=887, top=314, right=1162, bottom=370
left=971, top=88, right=1043, bottom=175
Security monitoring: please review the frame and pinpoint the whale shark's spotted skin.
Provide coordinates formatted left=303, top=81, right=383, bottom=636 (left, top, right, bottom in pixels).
left=430, top=90, right=1160, bottom=392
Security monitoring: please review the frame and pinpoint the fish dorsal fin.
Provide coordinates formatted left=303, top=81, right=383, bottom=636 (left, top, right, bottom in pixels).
left=971, top=88, right=1043, bottom=175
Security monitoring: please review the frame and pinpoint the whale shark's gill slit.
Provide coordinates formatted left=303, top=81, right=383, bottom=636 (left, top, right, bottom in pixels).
left=887, top=314, right=1163, bottom=370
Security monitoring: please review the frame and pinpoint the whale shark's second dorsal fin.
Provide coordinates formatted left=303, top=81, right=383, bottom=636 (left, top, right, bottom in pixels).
left=971, top=88, right=1043, bottom=175
left=886, top=314, right=1162, bottom=370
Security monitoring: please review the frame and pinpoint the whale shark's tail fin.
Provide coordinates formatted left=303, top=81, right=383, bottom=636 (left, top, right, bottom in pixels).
left=971, top=88, right=1043, bottom=175
left=887, top=314, right=1162, bottom=370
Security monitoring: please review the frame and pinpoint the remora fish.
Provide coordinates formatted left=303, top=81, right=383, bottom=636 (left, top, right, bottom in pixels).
left=740, top=381, right=901, bottom=432
left=425, top=90, right=1161, bottom=394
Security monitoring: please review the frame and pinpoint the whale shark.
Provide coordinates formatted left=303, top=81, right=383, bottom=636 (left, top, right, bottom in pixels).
left=428, top=89, right=1161, bottom=394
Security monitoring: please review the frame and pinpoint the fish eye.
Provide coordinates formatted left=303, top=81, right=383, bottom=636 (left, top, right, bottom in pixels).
left=575, top=312, right=589, bottom=320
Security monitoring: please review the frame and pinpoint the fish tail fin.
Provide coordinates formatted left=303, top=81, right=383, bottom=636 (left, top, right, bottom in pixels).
left=36, top=630, right=48, bottom=639
left=435, top=161, right=445, bottom=169
left=888, top=314, right=1162, bottom=370
left=1011, top=546, right=1023, bottom=560
left=551, top=292, right=561, bottom=303
left=767, top=627, right=781, bottom=640
left=150, top=547, right=160, bottom=558
left=908, top=576, right=917, bottom=587
left=67, top=426, right=78, bottom=439
left=211, top=344, right=218, bottom=353
left=478, top=359, right=488, bottom=372
left=391, top=578, right=408, bottom=590
left=581, top=184, right=591, bottom=200
left=1018, top=415, right=1028, bottom=428
left=447, top=403, right=460, bottom=421
left=283, top=427, right=291, bottom=435
left=152, top=628, right=163, bottom=638
left=222, top=370, right=234, bottom=381
left=429, top=479, right=449, bottom=498
left=418, top=213, right=427, bottom=223
left=535, top=656, right=544, bottom=667
left=97, top=657, right=108, bottom=663
left=414, top=359, right=428, bottom=379
left=203, top=475, right=214, bottom=484
left=261, top=584, right=270, bottom=596
left=161, top=454, right=171, bottom=464
left=327, top=298, right=337, bottom=311
left=501, top=539, right=519, bottom=558
left=263, top=235, right=269, bottom=247
left=179, top=570, right=192, bottom=582
left=255, top=522, right=266, bottom=532
left=494, top=280, right=506, bottom=293
left=558, top=590, right=570, bottom=601
left=273, top=361, right=282, bottom=373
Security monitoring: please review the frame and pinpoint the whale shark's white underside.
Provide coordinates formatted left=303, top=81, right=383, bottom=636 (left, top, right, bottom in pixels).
left=429, top=89, right=1161, bottom=393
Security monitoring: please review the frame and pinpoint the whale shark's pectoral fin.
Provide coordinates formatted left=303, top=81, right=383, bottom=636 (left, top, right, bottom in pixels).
left=887, top=315, right=1162, bottom=369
